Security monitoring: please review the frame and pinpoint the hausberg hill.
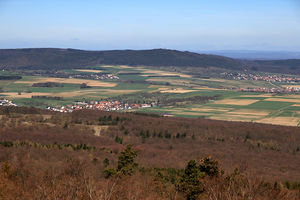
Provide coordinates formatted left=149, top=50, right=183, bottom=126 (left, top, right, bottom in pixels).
left=1, top=48, right=300, bottom=74
left=0, top=48, right=242, bottom=70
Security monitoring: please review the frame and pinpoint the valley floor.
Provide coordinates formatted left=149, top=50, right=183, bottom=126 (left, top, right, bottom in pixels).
left=1, top=65, right=300, bottom=126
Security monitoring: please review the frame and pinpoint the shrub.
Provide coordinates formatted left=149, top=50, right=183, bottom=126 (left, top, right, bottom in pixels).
left=103, top=168, right=117, bottom=179
left=199, top=156, right=221, bottom=177
left=179, top=160, right=204, bottom=200
left=103, top=158, right=110, bottom=167
left=117, top=145, right=139, bottom=176
left=115, top=136, right=123, bottom=144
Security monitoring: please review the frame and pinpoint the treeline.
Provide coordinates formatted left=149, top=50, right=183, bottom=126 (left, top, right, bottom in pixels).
left=98, top=115, right=127, bottom=125
left=158, top=94, right=221, bottom=106
left=0, top=106, right=51, bottom=114
left=110, top=91, right=219, bottom=105
left=32, top=82, right=64, bottom=87
left=0, top=75, right=22, bottom=80
left=0, top=141, right=97, bottom=151
left=80, top=83, right=91, bottom=88
left=118, top=72, right=142, bottom=75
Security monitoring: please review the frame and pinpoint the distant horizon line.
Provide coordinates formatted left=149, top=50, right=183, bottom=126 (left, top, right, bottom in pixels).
left=0, top=47, right=300, bottom=53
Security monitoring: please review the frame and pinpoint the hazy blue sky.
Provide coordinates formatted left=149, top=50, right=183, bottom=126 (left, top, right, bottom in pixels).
left=0, top=0, right=300, bottom=51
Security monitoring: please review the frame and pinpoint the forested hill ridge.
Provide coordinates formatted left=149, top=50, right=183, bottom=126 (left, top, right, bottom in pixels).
left=1, top=48, right=300, bottom=74
left=0, top=48, right=242, bottom=70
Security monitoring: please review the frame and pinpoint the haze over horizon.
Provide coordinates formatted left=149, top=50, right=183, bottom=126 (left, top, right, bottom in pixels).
left=0, top=0, right=300, bottom=51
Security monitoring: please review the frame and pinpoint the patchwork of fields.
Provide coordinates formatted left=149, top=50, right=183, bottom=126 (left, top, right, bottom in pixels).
left=1, top=65, right=300, bottom=126
left=144, top=94, right=300, bottom=126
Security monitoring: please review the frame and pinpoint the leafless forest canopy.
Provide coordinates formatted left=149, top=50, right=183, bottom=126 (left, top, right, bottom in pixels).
left=0, top=106, right=299, bottom=199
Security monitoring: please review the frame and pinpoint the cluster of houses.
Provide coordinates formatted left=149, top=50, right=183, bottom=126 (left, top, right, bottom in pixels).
left=237, top=87, right=300, bottom=93
left=0, top=98, right=17, bottom=106
left=46, top=100, right=154, bottom=113
left=222, top=72, right=300, bottom=83
left=69, top=73, right=119, bottom=80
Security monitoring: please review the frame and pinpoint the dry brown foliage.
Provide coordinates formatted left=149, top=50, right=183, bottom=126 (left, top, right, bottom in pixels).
left=0, top=107, right=299, bottom=199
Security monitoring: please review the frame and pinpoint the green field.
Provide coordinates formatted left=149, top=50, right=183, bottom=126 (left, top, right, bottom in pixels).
left=1, top=65, right=300, bottom=126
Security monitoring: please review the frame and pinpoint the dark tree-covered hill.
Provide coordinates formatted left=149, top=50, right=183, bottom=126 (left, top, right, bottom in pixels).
left=1, top=48, right=300, bottom=74
left=0, top=48, right=243, bottom=70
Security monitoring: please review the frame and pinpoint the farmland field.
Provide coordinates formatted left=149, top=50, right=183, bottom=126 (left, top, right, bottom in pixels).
left=1, top=65, right=300, bottom=126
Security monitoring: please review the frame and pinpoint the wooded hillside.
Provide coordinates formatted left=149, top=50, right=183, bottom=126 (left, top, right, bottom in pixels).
left=2, top=48, right=300, bottom=74
left=0, top=107, right=299, bottom=199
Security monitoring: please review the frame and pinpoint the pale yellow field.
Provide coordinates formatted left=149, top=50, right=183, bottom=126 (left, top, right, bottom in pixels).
left=2, top=88, right=139, bottom=98
left=141, top=69, right=192, bottom=78
left=214, top=99, right=259, bottom=106
left=256, top=117, right=300, bottom=126
left=119, top=65, right=133, bottom=69
left=282, top=85, right=300, bottom=88
left=150, top=108, right=185, bottom=113
left=16, top=78, right=116, bottom=87
left=209, top=114, right=259, bottom=122
left=199, top=78, right=226, bottom=82
left=175, top=112, right=211, bottom=116
left=156, top=87, right=171, bottom=90
left=227, top=109, right=270, bottom=116
left=225, top=114, right=260, bottom=119
left=292, top=104, right=300, bottom=107
left=2, top=91, right=85, bottom=98
left=93, top=125, right=110, bottom=136
left=190, top=107, right=231, bottom=112
left=214, top=114, right=259, bottom=120
left=239, top=94, right=274, bottom=98
left=171, top=106, right=300, bottom=126
left=141, top=70, right=171, bottom=74
left=180, top=74, right=191, bottom=78
left=2, top=92, right=52, bottom=98
left=75, top=69, right=103, bottom=73
left=160, top=88, right=195, bottom=93
left=56, top=89, right=140, bottom=97
left=264, top=98, right=300, bottom=103
left=193, top=87, right=225, bottom=91
left=209, top=116, right=256, bottom=122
